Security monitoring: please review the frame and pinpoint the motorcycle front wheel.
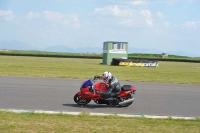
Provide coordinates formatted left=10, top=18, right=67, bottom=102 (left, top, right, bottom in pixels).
left=74, top=94, right=91, bottom=105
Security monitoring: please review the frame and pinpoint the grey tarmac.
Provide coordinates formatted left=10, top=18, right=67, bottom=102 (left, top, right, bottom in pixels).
left=0, top=76, right=200, bottom=117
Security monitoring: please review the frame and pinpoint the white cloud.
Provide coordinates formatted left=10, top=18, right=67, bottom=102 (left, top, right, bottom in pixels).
left=146, top=20, right=153, bottom=27
left=26, top=12, right=41, bottom=20
left=156, top=12, right=163, bottom=19
left=178, top=21, right=200, bottom=29
left=43, top=11, right=64, bottom=21
left=166, top=0, right=179, bottom=5
left=157, top=0, right=179, bottom=5
left=94, top=5, right=134, bottom=17
left=165, top=22, right=170, bottom=27
left=126, top=0, right=195, bottom=5
left=188, top=0, right=196, bottom=3
left=140, top=10, right=153, bottom=27
left=118, top=19, right=134, bottom=27
left=44, top=11, right=81, bottom=28
left=130, top=0, right=149, bottom=5
left=69, top=13, right=81, bottom=28
left=93, top=6, right=153, bottom=28
left=138, top=0, right=196, bottom=5
left=25, top=11, right=81, bottom=28
left=0, top=10, right=14, bottom=22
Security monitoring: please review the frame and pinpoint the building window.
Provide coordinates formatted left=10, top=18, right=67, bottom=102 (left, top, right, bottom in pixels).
left=121, top=44, right=125, bottom=50
left=117, top=44, right=121, bottom=49
left=112, top=43, right=125, bottom=50
left=112, top=43, right=118, bottom=49
left=103, top=43, right=107, bottom=50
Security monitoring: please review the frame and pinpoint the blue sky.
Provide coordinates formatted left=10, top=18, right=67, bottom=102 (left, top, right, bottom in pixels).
left=0, top=0, right=200, bottom=56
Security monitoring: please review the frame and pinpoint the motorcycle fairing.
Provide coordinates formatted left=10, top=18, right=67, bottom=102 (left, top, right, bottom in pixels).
left=79, top=79, right=135, bottom=100
left=95, top=82, right=108, bottom=92
left=117, top=86, right=136, bottom=97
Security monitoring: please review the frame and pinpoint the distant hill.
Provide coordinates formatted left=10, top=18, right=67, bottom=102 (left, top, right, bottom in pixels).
left=128, top=47, right=199, bottom=57
left=44, top=45, right=102, bottom=53
left=0, top=40, right=199, bottom=57
left=45, top=45, right=76, bottom=53
left=0, top=40, right=39, bottom=51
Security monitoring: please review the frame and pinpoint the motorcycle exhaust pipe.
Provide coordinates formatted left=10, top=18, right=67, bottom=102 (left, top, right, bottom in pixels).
left=119, top=98, right=135, bottom=105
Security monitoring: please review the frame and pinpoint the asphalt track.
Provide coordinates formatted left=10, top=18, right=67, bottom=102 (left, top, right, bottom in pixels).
left=0, top=76, right=200, bottom=117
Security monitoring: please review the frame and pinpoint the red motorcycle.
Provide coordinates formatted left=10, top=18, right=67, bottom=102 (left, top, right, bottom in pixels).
left=74, top=78, right=136, bottom=107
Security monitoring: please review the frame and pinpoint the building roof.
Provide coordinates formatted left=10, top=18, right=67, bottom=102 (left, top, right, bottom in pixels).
left=104, top=41, right=128, bottom=43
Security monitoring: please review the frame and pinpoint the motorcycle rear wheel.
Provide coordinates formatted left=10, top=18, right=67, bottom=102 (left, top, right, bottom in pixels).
left=74, top=94, right=91, bottom=105
left=118, top=93, right=134, bottom=107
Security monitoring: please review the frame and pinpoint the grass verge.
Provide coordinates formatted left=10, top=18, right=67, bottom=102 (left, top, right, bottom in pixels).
left=0, top=55, right=200, bottom=84
left=0, top=111, right=200, bottom=133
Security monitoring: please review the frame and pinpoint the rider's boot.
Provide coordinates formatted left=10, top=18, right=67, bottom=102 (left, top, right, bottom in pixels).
left=100, top=92, right=117, bottom=105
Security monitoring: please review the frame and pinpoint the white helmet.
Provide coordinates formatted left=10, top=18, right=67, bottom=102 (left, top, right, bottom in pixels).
left=102, top=71, right=112, bottom=82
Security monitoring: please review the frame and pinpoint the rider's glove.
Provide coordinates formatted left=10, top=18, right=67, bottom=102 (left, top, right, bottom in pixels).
left=94, top=75, right=100, bottom=79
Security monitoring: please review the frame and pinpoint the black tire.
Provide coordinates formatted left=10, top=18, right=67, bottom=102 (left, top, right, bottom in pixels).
left=74, top=94, right=91, bottom=105
left=118, top=93, right=134, bottom=107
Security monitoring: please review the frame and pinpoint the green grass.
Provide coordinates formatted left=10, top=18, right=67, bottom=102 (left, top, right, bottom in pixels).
left=0, top=55, right=200, bottom=84
left=1, top=50, right=200, bottom=59
left=0, top=50, right=102, bottom=57
left=128, top=53, right=200, bottom=60
left=129, top=53, right=190, bottom=58
left=1, top=55, right=200, bottom=132
left=0, top=112, right=200, bottom=133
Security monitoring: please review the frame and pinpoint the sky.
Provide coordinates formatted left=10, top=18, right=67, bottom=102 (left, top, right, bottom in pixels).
left=0, top=0, right=200, bottom=56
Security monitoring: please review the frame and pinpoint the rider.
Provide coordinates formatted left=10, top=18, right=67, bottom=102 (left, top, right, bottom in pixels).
left=94, top=71, right=121, bottom=100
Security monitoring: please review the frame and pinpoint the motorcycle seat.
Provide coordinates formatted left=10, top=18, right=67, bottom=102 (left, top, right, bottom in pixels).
left=121, top=85, right=132, bottom=91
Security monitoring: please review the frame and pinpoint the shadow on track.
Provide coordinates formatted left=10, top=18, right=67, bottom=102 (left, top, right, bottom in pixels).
left=62, top=104, right=119, bottom=109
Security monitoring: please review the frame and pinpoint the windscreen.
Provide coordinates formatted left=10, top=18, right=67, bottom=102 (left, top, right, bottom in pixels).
left=81, top=79, right=93, bottom=88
